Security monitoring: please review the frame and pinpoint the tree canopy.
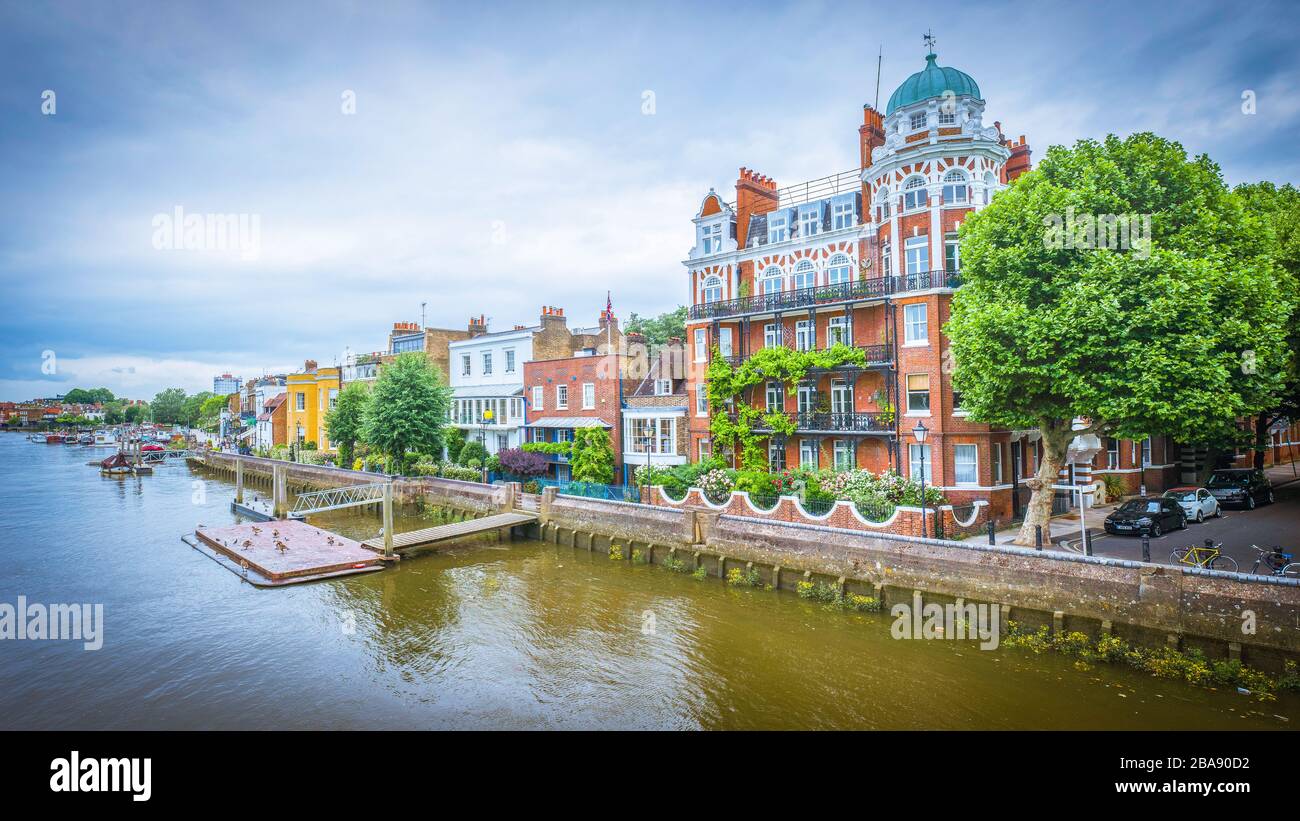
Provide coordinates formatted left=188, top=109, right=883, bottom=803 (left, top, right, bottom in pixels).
left=150, top=388, right=187, bottom=424
left=947, top=133, right=1292, bottom=543
left=624, top=306, right=687, bottom=349
left=63, top=387, right=115, bottom=404
left=361, top=352, right=453, bottom=468
left=326, top=381, right=372, bottom=468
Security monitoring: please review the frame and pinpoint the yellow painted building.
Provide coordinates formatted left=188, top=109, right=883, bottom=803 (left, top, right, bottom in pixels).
left=284, top=361, right=340, bottom=451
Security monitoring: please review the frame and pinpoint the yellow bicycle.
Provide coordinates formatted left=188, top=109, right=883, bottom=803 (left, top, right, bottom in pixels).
left=1170, top=541, right=1238, bottom=572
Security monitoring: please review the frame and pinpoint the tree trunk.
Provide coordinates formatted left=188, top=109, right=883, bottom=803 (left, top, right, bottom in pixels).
left=1253, top=412, right=1271, bottom=471
left=1013, top=422, right=1075, bottom=547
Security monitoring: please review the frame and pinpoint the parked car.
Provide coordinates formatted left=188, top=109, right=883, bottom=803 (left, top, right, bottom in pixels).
left=1206, top=468, right=1274, bottom=509
left=1162, top=486, right=1221, bottom=523
left=1103, top=496, right=1187, bottom=537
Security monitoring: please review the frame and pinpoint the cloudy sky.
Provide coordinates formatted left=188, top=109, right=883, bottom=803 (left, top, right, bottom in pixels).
left=2, top=0, right=1297, bottom=401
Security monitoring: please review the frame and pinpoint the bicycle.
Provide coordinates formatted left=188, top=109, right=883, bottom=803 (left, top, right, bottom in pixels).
left=1170, top=541, right=1238, bottom=572
left=1248, top=544, right=1300, bottom=578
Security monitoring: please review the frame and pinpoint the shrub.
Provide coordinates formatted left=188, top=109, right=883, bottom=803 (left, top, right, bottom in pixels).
left=458, top=440, right=488, bottom=467
left=498, top=447, right=548, bottom=477
left=697, top=469, right=735, bottom=504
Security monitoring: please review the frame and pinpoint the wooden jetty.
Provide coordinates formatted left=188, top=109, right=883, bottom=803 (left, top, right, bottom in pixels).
left=360, top=511, right=537, bottom=554
left=191, top=519, right=386, bottom=587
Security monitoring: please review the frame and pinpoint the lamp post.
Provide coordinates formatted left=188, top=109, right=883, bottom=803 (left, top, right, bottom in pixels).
left=479, top=408, right=494, bottom=483
left=913, top=421, right=929, bottom=538
left=639, top=432, right=653, bottom=501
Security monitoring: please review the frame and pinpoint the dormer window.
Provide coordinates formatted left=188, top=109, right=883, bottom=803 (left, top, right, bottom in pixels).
left=909, top=111, right=927, bottom=131
left=903, top=176, right=928, bottom=212
left=799, top=207, right=819, bottom=238
left=654, top=379, right=672, bottom=396
left=832, top=199, right=856, bottom=230
left=937, top=109, right=956, bottom=126
left=767, top=214, right=788, bottom=244
left=700, top=222, right=722, bottom=254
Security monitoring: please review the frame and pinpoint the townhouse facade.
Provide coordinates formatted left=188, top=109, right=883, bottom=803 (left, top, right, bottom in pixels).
left=621, top=339, right=690, bottom=484
left=284, top=360, right=339, bottom=450
left=683, top=47, right=1175, bottom=521
left=522, top=352, right=622, bottom=482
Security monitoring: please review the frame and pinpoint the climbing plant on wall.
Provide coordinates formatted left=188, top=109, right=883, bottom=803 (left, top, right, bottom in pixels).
left=706, top=342, right=868, bottom=471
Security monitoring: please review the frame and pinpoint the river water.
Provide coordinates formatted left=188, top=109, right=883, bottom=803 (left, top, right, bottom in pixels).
left=1, top=432, right=1295, bottom=730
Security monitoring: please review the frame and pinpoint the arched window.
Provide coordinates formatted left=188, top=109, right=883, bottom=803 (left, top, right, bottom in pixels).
left=793, top=259, right=816, bottom=290
left=759, top=266, right=784, bottom=294
left=702, top=274, right=723, bottom=303
left=826, top=253, right=852, bottom=285
left=942, top=170, right=968, bottom=205
left=876, top=185, right=891, bottom=220
left=983, top=171, right=997, bottom=204
left=903, top=176, right=928, bottom=211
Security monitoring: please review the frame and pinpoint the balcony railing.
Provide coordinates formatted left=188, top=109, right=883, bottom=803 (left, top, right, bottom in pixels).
left=689, top=270, right=960, bottom=321
left=752, top=411, right=895, bottom=435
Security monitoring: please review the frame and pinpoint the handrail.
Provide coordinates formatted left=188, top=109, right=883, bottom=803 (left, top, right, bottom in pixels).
left=688, top=271, right=960, bottom=321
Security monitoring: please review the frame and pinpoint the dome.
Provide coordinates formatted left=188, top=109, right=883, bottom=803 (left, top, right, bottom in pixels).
left=885, top=53, right=981, bottom=115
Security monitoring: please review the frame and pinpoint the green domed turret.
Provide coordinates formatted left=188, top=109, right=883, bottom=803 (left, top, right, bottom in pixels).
left=885, top=53, right=981, bottom=115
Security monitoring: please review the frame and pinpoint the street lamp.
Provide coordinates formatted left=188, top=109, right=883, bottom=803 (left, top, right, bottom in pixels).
left=479, top=408, right=494, bottom=483
left=913, top=421, right=929, bottom=538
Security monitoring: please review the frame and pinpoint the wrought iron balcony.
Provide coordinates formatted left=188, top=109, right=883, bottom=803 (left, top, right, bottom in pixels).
left=752, top=410, right=895, bottom=435
left=688, top=270, right=960, bottom=321
left=718, top=343, right=893, bottom=370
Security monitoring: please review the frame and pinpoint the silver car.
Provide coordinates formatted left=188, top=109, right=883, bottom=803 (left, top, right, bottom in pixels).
left=1162, top=487, right=1221, bottom=523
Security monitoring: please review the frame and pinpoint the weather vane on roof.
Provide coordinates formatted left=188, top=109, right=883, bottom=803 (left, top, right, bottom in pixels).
left=923, top=29, right=936, bottom=54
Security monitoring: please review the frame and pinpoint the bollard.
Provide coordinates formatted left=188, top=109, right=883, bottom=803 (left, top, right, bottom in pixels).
left=987, top=520, right=996, bottom=545
left=1034, top=525, right=1043, bottom=550
left=1083, top=531, right=1093, bottom=557
left=1141, top=534, right=1151, bottom=563
left=1205, top=538, right=1214, bottom=551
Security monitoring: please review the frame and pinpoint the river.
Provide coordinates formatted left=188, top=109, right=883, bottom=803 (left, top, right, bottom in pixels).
left=0, top=432, right=1295, bottom=730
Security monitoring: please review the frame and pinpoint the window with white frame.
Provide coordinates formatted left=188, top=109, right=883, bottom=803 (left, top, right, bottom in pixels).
left=909, top=443, right=933, bottom=482
left=764, top=323, right=780, bottom=349
left=903, top=176, right=928, bottom=211
left=992, top=442, right=1004, bottom=483
left=482, top=351, right=492, bottom=376
left=1107, top=438, right=1119, bottom=469
left=717, top=327, right=733, bottom=357
left=295, top=392, right=305, bottom=411
left=833, top=439, right=855, bottom=471
left=827, top=315, right=849, bottom=347
left=768, top=440, right=786, bottom=472
left=942, top=170, right=968, bottom=205
left=700, top=222, right=722, bottom=254
left=937, top=107, right=957, bottom=126
left=765, top=381, right=783, bottom=412
left=905, top=236, right=929, bottom=275
left=654, top=379, right=672, bottom=396
left=1141, top=437, right=1152, bottom=467
left=797, top=385, right=816, bottom=415
left=909, top=111, right=927, bottom=131
left=945, top=234, right=961, bottom=272
left=696, top=383, right=708, bottom=416
left=799, top=207, right=819, bottom=238
left=505, top=349, right=516, bottom=373
left=531, top=385, right=543, bottom=411
left=760, top=267, right=783, bottom=294
left=793, top=260, right=816, bottom=290
left=795, top=320, right=814, bottom=352
left=826, top=254, right=852, bottom=285
left=767, top=214, right=788, bottom=244
left=328, top=389, right=338, bottom=410
left=876, top=186, right=892, bottom=220
left=906, top=373, right=930, bottom=413
left=582, top=383, right=595, bottom=409
left=694, top=328, right=707, bottom=362
left=657, top=418, right=674, bottom=454
left=832, top=199, right=856, bottom=230
left=903, top=303, right=928, bottom=344
left=880, top=243, right=892, bottom=277
left=799, top=439, right=818, bottom=469
left=702, top=275, right=723, bottom=304
left=830, top=379, right=851, bottom=414
left=556, top=384, right=568, bottom=410
left=461, top=354, right=471, bottom=377
left=983, top=171, right=997, bottom=204
left=955, top=444, right=978, bottom=485
left=699, top=438, right=711, bottom=461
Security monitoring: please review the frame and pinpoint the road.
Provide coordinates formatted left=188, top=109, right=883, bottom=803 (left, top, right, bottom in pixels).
left=1066, top=477, right=1300, bottom=572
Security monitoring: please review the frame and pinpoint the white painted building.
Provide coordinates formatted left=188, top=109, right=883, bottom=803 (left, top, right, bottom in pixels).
left=447, top=326, right=533, bottom=455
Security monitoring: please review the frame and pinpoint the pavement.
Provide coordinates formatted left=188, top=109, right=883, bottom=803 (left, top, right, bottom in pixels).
left=964, top=461, right=1300, bottom=572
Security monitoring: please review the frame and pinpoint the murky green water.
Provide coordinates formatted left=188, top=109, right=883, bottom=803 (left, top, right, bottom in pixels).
left=1, top=432, right=1296, bottom=729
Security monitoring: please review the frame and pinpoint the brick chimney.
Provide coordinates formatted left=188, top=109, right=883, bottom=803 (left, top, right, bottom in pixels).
left=1003, top=134, right=1033, bottom=182
left=859, top=105, right=886, bottom=169
left=303, top=359, right=317, bottom=373
left=735, top=167, right=779, bottom=249
left=626, top=331, right=646, bottom=346
left=468, top=314, right=487, bottom=337
left=540, top=305, right=567, bottom=334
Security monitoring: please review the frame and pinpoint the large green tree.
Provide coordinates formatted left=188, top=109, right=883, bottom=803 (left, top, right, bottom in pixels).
left=570, top=427, right=615, bottom=484
left=1235, top=182, right=1300, bottom=469
left=948, top=133, right=1290, bottom=545
left=361, top=352, right=452, bottom=470
left=63, top=387, right=115, bottom=404
left=124, top=403, right=148, bottom=424
left=150, top=388, right=187, bottom=424
left=326, top=381, right=372, bottom=468
left=624, top=306, right=687, bottom=349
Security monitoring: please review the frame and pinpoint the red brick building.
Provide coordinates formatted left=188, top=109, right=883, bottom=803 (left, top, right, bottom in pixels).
left=522, top=352, right=624, bottom=482
left=683, top=44, right=1178, bottom=522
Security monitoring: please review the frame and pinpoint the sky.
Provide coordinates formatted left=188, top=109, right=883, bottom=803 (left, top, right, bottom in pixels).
left=2, top=0, right=1297, bottom=402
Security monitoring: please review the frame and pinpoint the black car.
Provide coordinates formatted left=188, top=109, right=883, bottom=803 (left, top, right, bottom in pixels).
left=1103, top=496, right=1187, bottom=537
left=1206, top=468, right=1274, bottom=509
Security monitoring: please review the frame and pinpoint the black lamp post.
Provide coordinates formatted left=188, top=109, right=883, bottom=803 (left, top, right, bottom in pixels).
left=913, top=420, right=929, bottom=537
left=478, top=408, right=494, bottom=483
